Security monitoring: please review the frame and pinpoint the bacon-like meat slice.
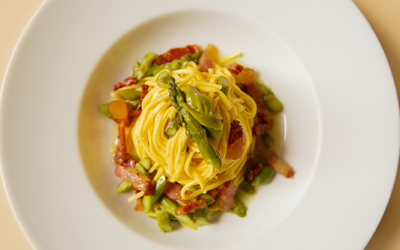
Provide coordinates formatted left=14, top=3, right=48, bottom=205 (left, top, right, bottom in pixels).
left=163, top=181, right=190, bottom=203
left=252, top=121, right=273, bottom=136
left=198, top=57, right=213, bottom=72
left=256, top=139, right=294, bottom=178
left=228, top=62, right=244, bottom=75
left=245, top=83, right=269, bottom=120
left=226, top=121, right=245, bottom=160
left=209, top=186, right=222, bottom=199
left=228, top=63, right=272, bottom=136
left=113, top=122, right=136, bottom=168
left=219, top=180, right=237, bottom=200
left=219, top=197, right=236, bottom=212
left=163, top=181, right=183, bottom=201
left=115, top=165, right=153, bottom=196
left=128, top=84, right=149, bottom=117
left=175, top=198, right=207, bottom=215
left=154, top=45, right=199, bottom=65
left=246, top=163, right=263, bottom=182
left=252, top=122, right=268, bottom=137
left=245, top=83, right=273, bottom=136
left=218, top=181, right=237, bottom=211
left=198, top=44, right=218, bottom=72
left=113, top=151, right=136, bottom=169
left=113, top=76, right=138, bottom=91
left=139, top=85, right=148, bottom=106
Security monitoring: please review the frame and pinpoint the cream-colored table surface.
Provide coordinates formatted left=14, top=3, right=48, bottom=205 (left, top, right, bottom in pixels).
left=0, top=0, right=399, bottom=249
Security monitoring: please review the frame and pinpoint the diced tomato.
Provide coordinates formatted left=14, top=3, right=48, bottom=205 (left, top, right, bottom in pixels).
left=226, top=121, right=245, bottom=160
left=115, top=165, right=153, bottom=195
left=175, top=198, right=207, bottom=215
left=154, top=45, right=199, bottom=65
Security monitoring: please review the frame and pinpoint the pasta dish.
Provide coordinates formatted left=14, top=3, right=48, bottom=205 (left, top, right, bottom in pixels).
left=100, top=44, right=294, bottom=232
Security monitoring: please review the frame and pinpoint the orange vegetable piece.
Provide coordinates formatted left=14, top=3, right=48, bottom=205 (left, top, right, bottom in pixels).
left=108, top=100, right=131, bottom=124
left=202, top=44, right=218, bottom=60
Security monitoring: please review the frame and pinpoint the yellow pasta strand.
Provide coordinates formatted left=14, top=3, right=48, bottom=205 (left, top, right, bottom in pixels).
left=128, top=191, right=144, bottom=203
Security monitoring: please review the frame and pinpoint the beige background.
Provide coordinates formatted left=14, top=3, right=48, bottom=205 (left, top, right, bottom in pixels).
left=0, top=0, right=399, bottom=249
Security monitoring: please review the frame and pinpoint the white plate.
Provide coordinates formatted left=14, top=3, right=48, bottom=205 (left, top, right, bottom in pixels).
left=1, top=0, right=399, bottom=249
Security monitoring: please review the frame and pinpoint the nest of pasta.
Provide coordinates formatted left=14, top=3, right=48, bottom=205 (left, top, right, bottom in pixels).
left=100, top=44, right=294, bottom=232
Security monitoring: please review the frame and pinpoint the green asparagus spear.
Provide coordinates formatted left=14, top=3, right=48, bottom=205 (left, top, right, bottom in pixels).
left=145, top=51, right=202, bottom=77
left=156, top=211, right=172, bottom=232
left=181, top=102, right=223, bottom=130
left=185, top=85, right=223, bottom=142
left=150, top=60, right=182, bottom=76
left=205, top=127, right=223, bottom=142
left=115, top=88, right=141, bottom=100
left=196, top=207, right=210, bottom=226
left=156, top=71, right=170, bottom=88
left=256, top=83, right=283, bottom=113
left=252, top=167, right=275, bottom=186
left=135, top=163, right=150, bottom=178
left=265, top=96, right=283, bottom=113
left=217, top=76, right=230, bottom=95
left=138, top=158, right=151, bottom=170
left=200, top=194, right=215, bottom=205
left=239, top=181, right=256, bottom=195
left=132, top=52, right=156, bottom=80
left=165, top=114, right=182, bottom=137
left=168, top=77, right=222, bottom=170
left=232, top=196, right=247, bottom=218
left=180, top=51, right=202, bottom=67
left=100, top=103, right=113, bottom=119
left=129, top=99, right=140, bottom=110
left=143, top=175, right=166, bottom=214
left=161, top=197, right=197, bottom=230
left=116, top=180, right=133, bottom=193
left=263, top=132, right=274, bottom=148
left=166, top=60, right=181, bottom=71
left=186, top=85, right=213, bottom=114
